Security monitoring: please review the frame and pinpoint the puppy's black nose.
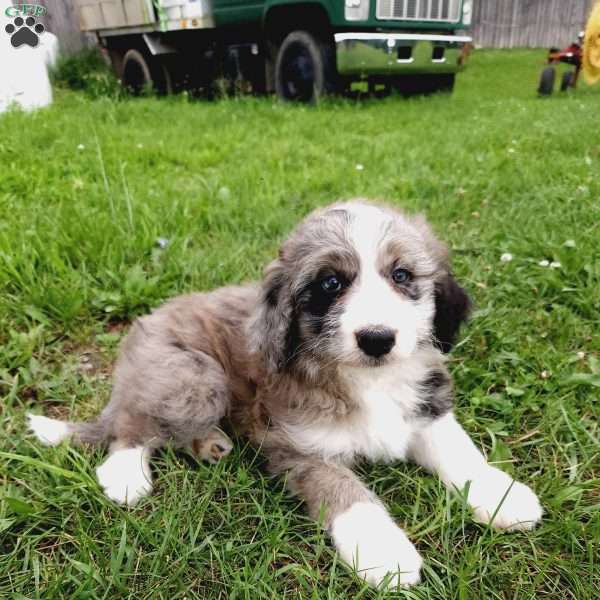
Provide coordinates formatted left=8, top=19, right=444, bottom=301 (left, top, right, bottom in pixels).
left=355, top=328, right=396, bottom=358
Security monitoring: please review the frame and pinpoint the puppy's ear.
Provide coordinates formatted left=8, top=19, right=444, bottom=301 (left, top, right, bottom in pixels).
left=248, top=258, right=294, bottom=372
left=433, top=273, right=471, bottom=353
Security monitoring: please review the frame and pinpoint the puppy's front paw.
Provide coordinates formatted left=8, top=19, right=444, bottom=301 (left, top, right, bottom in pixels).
left=469, top=467, right=543, bottom=531
left=331, top=502, right=422, bottom=588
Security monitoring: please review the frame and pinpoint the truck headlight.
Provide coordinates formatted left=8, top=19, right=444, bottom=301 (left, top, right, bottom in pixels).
left=345, top=0, right=369, bottom=22
left=462, top=0, right=473, bottom=26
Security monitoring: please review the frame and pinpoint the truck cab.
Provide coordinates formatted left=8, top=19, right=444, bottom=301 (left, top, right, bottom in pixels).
left=76, top=0, right=474, bottom=100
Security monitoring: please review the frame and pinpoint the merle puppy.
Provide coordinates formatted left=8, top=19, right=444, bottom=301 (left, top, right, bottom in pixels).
left=28, top=200, right=542, bottom=588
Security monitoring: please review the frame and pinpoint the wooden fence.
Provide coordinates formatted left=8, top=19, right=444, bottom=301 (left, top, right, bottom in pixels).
left=25, top=0, right=600, bottom=54
left=10, top=0, right=92, bottom=54
left=471, top=0, right=597, bottom=49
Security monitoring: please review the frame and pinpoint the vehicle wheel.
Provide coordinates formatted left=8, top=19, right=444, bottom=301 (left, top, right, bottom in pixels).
left=560, top=70, right=574, bottom=91
left=121, top=49, right=171, bottom=96
left=275, top=30, right=335, bottom=103
left=538, top=67, right=555, bottom=96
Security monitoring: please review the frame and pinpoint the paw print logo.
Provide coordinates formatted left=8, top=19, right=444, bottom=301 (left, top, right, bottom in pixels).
left=5, top=16, right=45, bottom=48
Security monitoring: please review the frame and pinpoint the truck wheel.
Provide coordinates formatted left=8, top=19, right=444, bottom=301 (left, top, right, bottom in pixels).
left=538, top=67, right=555, bottom=96
left=560, top=70, right=574, bottom=91
left=275, top=31, right=335, bottom=102
left=121, top=49, right=171, bottom=96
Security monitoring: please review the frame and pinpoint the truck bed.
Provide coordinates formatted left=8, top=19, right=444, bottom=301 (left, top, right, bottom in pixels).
left=75, top=0, right=214, bottom=34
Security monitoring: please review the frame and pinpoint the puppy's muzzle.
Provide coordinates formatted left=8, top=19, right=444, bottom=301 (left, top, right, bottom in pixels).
left=355, top=328, right=396, bottom=358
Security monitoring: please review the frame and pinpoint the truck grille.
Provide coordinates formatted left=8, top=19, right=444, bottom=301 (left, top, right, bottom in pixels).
left=376, top=0, right=462, bottom=22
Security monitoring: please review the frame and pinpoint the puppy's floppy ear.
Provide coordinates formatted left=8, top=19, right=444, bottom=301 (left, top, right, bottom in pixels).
left=433, top=273, right=472, bottom=353
left=248, top=257, right=294, bottom=372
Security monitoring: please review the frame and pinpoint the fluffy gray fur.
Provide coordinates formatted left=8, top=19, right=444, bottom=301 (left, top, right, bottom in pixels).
left=28, top=199, right=480, bottom=586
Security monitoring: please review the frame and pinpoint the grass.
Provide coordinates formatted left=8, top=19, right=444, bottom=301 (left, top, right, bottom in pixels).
left=1, top=49, right=599, bottom=599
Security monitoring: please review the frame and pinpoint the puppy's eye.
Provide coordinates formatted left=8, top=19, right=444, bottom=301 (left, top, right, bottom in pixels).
left=392, top=268, right=412, bottom=284
left=321, top=275, right=342, bottom=294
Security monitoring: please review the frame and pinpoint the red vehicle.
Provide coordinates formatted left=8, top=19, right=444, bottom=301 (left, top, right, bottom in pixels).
left=538, top=32, right=584, bottom=95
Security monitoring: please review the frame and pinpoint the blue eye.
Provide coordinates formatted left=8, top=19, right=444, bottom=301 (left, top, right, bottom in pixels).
left=392, top=268, right=411, bottom=284
left=321, top=275, right=342, bottom=294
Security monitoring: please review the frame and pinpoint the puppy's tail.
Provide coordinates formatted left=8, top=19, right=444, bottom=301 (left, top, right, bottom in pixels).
left=26, top=413, right=109, bottom=448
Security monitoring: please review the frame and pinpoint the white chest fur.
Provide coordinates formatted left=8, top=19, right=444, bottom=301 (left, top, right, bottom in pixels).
left=284, top=358, right=430, bottom=463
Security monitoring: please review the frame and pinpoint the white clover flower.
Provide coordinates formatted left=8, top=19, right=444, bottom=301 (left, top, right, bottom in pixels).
left=355, top=164, right=364, bottom=171
left=540, top=370, right=550, bottom=379
left=564, top=239, right=576, bottom=248
left=217, top=186, right=231, bottom=201
left=77, top=144, right=85, bottom=150
left=156, top=238, right=169, bottom=249
left=538, top=260, right=550, bottom=267
left=500, top=253, right=513, bottom=263
left=576, top=351, right=585, bottom=360
left=550, top=261, right=561, bottom=269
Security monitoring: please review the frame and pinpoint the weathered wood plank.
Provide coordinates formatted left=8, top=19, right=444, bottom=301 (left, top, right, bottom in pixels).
left=471, top=0, right=594, bottom=49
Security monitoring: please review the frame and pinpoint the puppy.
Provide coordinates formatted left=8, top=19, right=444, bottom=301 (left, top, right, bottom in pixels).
left=28, top=200, right=542, bottom=588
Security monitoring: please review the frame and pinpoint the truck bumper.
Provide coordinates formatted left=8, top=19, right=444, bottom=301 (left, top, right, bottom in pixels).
left=335, top=33, right=472, bottom=77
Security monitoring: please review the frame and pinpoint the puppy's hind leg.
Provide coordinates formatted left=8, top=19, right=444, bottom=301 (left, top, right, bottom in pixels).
left=27, top=414, right=73, bottom=446
left=27, top=413, right=109, bottom=447
left=191, top=427, right=234, bottom=464
left=94, top=319, right=232, bottom=505
left=27, top=409, right=154, bottom=506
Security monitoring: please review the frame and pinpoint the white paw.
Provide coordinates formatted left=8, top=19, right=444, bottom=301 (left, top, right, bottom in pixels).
left=27, top=413, right=71, bottom=446
left=468, top=467, right=543, bottom=531
left=331, top=502, right=423, bottom=589
left=96, top=447, right=153, bottom=507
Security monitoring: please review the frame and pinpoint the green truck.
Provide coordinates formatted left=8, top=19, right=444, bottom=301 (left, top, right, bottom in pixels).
left=74, top=0, right=474, bottom=100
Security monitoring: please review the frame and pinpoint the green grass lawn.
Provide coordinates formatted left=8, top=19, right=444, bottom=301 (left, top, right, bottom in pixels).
left=1, top=49, right=599, bottom=599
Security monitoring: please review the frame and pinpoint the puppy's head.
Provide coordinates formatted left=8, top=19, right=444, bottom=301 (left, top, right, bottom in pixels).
left=249, top=201, right=470, bottom=377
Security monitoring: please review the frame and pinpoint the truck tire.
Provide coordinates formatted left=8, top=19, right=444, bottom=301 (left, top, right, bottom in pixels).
left=538, top=67, right=555, bottom=96
left=121, top=49, right=171, bottom=96
left=275, top=31, right=335, bottom=103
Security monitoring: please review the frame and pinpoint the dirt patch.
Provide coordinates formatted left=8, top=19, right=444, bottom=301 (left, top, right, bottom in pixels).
left=77, top=348, right=111, bottom=379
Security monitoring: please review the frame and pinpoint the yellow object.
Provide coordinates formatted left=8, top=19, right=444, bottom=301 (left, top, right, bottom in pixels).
left=583, top=1, right=600, bottom=84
